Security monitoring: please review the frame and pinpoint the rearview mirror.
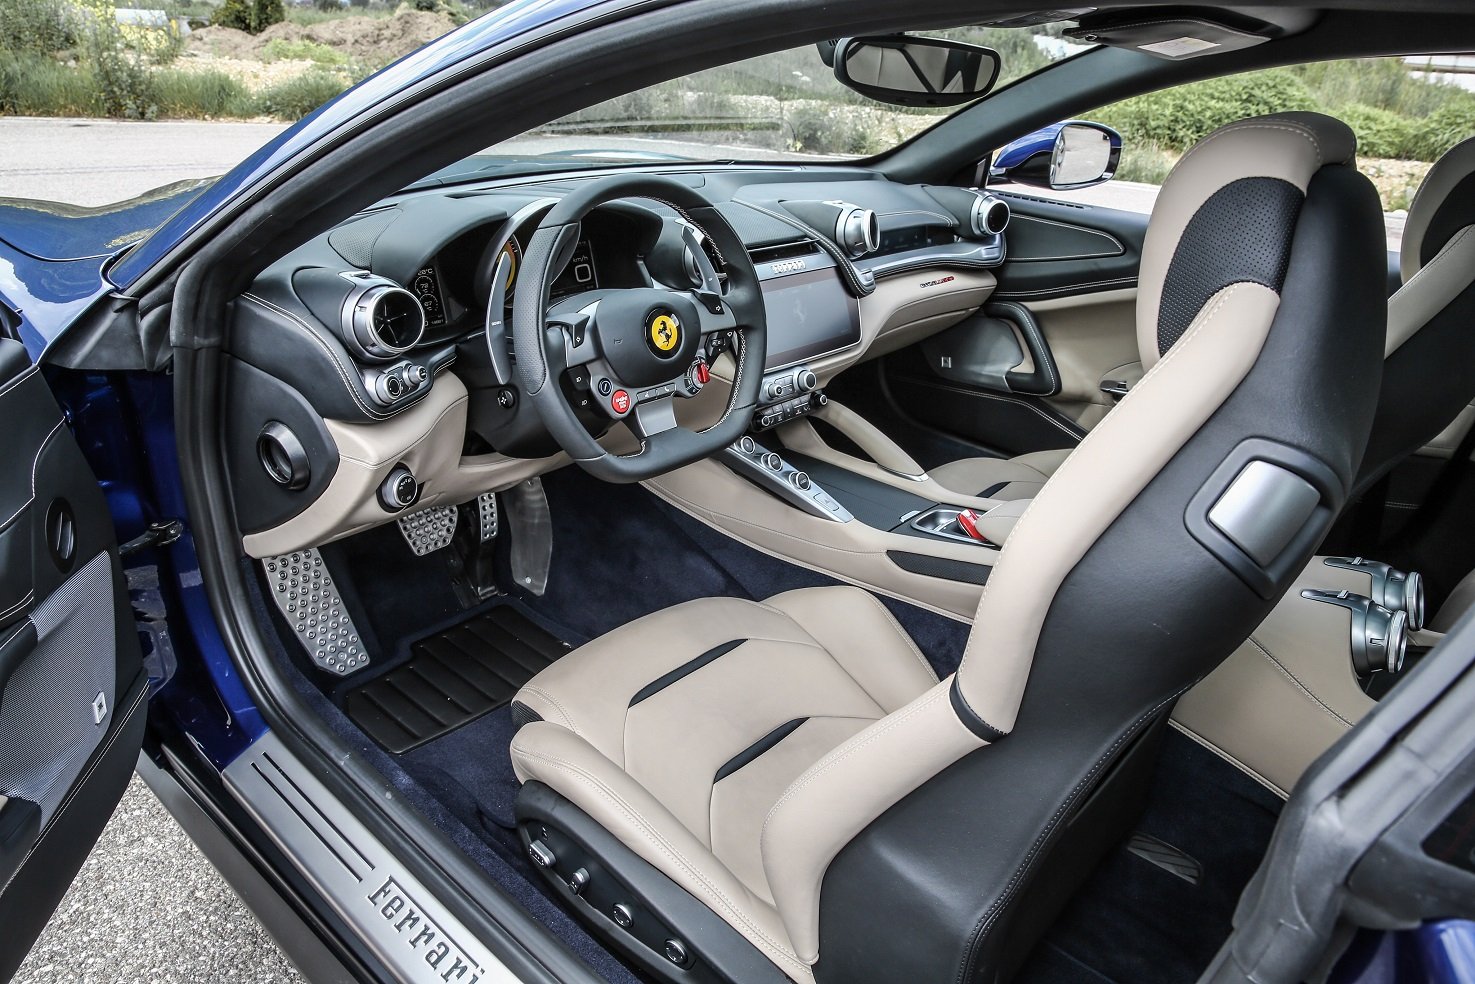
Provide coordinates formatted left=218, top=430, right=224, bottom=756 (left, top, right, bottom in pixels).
left=827, top=35, right=1002, bottom=108
left=990, top=121, right=1123, bottom=191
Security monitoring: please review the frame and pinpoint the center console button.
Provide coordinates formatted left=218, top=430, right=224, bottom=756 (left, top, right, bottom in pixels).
left=761, top=452, right=782, bottom=472
left=789, top=471, right=812, bottom=491
left=739, top=436, right=756, bottom=455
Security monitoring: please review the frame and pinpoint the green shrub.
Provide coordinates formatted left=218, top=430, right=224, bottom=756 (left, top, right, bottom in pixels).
left=254, top=70, right=346, bottom=120
left=1416, top=101, right=1475, bottom=161
left=1338, top=103, right=1422, bottom=159
left=0, top=0, right=79, bottom=54
left=1093, top=70, right=1317, bottom=152
left=1294, top=58, right=1471, bottom=119
left=260, top=38, right=347, bottom=64
left=214, top=0, right=285, bottom=33
left=0, top=49, right=98, bottom=115
left=1113, top=139, right=1176, bottom=185
left=151, top=68, right=254, bottom=117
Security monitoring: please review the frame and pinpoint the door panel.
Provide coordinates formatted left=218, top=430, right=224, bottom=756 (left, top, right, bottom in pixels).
left=878, top=192, right=1148, bottom=455
left=0, top=336, right=142, bottom=979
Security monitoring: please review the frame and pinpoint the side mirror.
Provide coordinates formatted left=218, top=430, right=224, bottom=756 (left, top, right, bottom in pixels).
left=990, top=121, right=1123, bottom=191
left=826, top=35, right=1001, bottom=108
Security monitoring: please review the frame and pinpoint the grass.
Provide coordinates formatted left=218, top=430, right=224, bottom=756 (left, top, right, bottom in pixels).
left=253, top=70, right=348, bottom=119
left=0, top=51, right=98, bottom=116
left=151, top=67, right=255, bottom=117
left=260, top=37, right=349, bottom=65
left=284, top=5, right=392, bottom=26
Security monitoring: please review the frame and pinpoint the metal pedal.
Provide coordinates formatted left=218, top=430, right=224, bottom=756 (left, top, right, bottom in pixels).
left=476, top=492, right=499, bottom=542
left=397, top=505, right=457, bottom=556
left=262, top=549, right=368, bottom=676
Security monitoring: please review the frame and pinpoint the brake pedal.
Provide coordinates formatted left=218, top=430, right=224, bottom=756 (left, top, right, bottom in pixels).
left=262, top=549, right=369, bottom=676
left=397, top=504, right=458, bottom=556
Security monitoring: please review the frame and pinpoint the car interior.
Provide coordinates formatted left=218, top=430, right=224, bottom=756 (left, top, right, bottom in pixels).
left=181, top=5, right=1475, bottom=982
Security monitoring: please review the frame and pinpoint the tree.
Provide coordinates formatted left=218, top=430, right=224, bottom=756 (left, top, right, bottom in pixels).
left=215, top=0, right=285, bottom=33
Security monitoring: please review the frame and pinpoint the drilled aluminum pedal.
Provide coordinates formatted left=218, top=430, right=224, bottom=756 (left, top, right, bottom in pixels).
left=397, top=505, right=457, bottom=556
left=477, top=492, right=499, bottom=543
left=262, top=549, right=368, bottom=676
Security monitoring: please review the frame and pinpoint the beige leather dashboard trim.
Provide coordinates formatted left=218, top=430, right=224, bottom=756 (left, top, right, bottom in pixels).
left=1024, top=288, right=1139, bottom=430
left=1171, top=557, right=1378, bottom=797
left=645, top=458, right=991, bottom=620
left=242, top=373, right=568, bottom=558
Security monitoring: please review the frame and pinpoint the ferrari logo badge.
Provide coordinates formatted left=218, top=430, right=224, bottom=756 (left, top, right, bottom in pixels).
left=649, top=312, right=680, bottom=353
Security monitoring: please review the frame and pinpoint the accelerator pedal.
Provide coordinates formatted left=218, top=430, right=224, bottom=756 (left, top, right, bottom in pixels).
left=262, top=549, right=369, bottom=676
left=476, top=491, right=499, bottom=542
left=397, top=504, right=458, bottom=556
left=1126, top=832, right=1203, bottom=885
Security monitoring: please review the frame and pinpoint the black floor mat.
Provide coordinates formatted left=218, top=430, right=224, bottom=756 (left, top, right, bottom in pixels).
left=345, top=606, right=571, bottom=753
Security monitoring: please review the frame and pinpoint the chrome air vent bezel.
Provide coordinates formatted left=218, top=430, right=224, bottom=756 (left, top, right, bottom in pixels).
left=971, top=193, right=1011, bottom=236
left=340, top=276, right=427, bottom=363
left=832, top=203, right=880, bottom=258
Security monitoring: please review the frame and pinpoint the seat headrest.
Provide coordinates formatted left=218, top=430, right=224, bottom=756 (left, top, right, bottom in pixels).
left=1137, top=112, right=1357, bottom=370
left=1401, top=134, right=1475, bottom=283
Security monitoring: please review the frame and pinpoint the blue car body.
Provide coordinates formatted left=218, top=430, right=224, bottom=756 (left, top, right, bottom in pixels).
left=0, top=1, right=1467, bottom=976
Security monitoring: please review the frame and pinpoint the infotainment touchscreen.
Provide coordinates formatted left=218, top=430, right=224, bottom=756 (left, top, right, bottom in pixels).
left=760, top=268, right=861, bottom=370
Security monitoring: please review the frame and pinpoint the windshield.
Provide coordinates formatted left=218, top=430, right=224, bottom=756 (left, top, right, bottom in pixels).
left=459, top=25, right=1086, bottom=177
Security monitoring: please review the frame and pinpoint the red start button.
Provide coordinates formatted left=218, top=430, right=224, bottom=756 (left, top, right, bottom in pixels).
left=610, top=389, right=630, bottom=414
left=694, top=360, right=711, bottom=385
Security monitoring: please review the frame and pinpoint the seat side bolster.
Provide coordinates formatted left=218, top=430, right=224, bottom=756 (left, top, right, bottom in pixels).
left=510, top=721, right=816, bottom=983
left=759, top=681, right=984, bottom=963
left=958, top=283, right=1280, bottom=734
left=1387, top=224, right=1475, bottom=357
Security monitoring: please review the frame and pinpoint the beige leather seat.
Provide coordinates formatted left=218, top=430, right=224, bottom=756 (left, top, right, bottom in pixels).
left=935, top=133, right=1475, bottom=508
left=510, top=587, right=936, bottom=982
left=506, top=113, right=1387, bottom=984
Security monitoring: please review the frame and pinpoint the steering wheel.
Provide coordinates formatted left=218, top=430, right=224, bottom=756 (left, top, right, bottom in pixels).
left=511, top=174, right=767, bottom=483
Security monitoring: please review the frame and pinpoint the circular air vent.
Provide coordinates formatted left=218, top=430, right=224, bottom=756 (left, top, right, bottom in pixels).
left=971, top=194, right=1011, bottom=236
left=344, top=284, right=426, bottom=362
left=834, top=205, right=880, bottom=259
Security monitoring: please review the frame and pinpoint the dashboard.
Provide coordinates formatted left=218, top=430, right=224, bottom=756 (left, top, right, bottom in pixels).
left=224, top=166, right=1009, bottom=557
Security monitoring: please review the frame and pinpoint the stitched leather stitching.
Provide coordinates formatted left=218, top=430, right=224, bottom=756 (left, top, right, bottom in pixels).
left=1245, top=636, right=1355, bottom=728
left=959, top=692, right=1179, bottom=984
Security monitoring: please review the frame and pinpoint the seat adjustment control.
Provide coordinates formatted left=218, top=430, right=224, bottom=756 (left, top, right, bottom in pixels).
left=612, top=903, right=634, bottom=928
left=528, top=839, right=556, bottom=868
left=663, top=939, right=690, bottom=966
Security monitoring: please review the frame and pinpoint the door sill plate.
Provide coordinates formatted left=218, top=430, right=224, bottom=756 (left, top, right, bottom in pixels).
left=224, top=732, right=519, bottom=983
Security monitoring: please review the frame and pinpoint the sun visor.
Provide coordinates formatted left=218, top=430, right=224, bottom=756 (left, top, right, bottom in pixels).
left=1064, top=9, right=1310, bottom=60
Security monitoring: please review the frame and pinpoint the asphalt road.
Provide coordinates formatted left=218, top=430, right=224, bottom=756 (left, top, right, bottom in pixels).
left=0, top=114, right=1405, bottom=982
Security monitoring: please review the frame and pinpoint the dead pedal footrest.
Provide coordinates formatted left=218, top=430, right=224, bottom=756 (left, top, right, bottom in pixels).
left=262, top=548, right=369, bottom=676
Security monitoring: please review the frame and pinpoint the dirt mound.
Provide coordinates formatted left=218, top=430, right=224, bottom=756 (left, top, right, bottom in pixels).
left=188, top=10, right=456, bottom=66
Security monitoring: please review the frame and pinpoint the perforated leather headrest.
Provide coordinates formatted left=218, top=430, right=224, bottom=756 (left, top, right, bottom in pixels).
left=1401, top=134, right=1475, bottom=283
left=1137, top=112, right=1357, bottom=369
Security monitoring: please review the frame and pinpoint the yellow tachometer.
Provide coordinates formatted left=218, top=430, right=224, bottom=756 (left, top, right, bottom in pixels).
left=500, top=237, right=521, bottom=300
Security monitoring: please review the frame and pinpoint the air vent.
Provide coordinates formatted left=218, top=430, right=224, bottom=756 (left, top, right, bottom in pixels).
left=748, top=239, right=822, bottom=264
